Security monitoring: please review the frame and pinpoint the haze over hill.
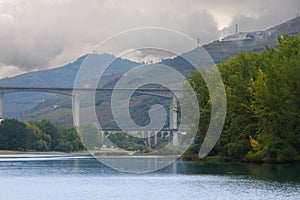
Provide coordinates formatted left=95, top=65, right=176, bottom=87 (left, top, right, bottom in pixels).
left=1, top=16, right=300, bottom=125
left=0, top=54, right=140, bottom=119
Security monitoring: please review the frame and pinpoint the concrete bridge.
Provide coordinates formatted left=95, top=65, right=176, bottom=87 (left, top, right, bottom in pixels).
left=0, top=86, right=186, bottom=147
left=101, top=129, right=184, bottom=147
left=0, top=86, right=179, bottom=132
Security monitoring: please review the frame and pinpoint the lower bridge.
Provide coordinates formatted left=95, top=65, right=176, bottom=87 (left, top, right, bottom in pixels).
left=100, top=128, right=189, bottom=147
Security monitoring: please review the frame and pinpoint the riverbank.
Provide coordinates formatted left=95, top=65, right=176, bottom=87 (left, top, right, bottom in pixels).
left=182, top=154, right=300, bottom=164
left=0, top=150, right=91, bottom=156
left=1, top=150, right=299, bottom=164
left=0, top=150, right=135, bottom=156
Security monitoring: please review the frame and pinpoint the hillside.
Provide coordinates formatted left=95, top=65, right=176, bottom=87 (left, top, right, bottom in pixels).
left=202, top=16, right=300, bottom=63
left=0, top=54, right=140, bottom=118
left=159, top=16, right=300, bottom=76
left=1, top=16, right=300, bottom=125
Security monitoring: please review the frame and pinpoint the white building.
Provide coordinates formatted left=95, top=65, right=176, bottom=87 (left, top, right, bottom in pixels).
left=221, top=32, right=248, bottom=41
left=221, top=31, right=266, bottom=42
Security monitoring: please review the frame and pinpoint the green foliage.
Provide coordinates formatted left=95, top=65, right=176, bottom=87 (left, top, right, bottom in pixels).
left=188, top=70, right=211, bottom=145
left=31, top=119, right=59, bottom=150
left=0, top=119, right=29, bottom=150
left=186, top=34, right=300, bottom=162
left=57, top=126, right=84, bottom=151
left=78, top=124, right=103, bottom=149
left=35, top=139, right=49, bottom=151
left=144, top=147, right=153, bottom=153
left=55, top=142, right=73, bottom=152
left=108, top=132, right=146, bottom=151
left=26, top=123, right=51, bottom=151
left=0, top=119, right=85, bottom=152
left=183, top=144, right=201, bottom=155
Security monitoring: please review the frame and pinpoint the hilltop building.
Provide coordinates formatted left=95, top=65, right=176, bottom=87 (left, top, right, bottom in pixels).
left=221, top=31, right=266, bottom=42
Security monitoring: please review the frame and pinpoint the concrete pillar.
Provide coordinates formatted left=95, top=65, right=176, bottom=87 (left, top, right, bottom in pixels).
left=147, top=131, right=151, bottom=146
left=172, top=160, right=177, bottom=174
left=0, top=92, right=3, bottom=119
left=72, top=92, right=80, bottom=126
left=141, top=131, right=144, bottom=139
left=154, top=131, right=158, bottom=146
left=100, top=131, right=104, bottom=142
left=172, top=132, right=179, bottom=146
left=169, top=97, right=177, bottom=130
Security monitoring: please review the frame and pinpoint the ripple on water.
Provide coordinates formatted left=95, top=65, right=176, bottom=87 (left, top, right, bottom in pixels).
left=0, top=157, right=299, bottom=200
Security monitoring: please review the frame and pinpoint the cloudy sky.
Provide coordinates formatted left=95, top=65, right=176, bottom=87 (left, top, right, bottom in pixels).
left=0, top=0, right=299, bottom=78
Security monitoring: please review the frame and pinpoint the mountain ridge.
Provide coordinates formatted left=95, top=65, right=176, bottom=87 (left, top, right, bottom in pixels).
left=1, top=16, right=300, bottom=124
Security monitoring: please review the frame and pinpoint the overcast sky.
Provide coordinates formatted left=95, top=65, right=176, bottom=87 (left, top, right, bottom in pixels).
left=0, top=0, right=299, bottom=78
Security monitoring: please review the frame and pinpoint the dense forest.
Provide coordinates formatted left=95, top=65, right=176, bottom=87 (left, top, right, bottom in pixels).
left=185, top=34, right=300, bottom=163
left=0, top=119, right=85, bottom=152
left=0, top=119, right=154, bottom=153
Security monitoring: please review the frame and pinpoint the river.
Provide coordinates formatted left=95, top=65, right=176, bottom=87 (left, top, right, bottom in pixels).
left=0, top=155, right=299, bottom=200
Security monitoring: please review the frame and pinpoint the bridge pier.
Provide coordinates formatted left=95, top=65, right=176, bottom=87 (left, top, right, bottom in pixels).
left=154, top=131, right=157, bottom=146
left=0, top=92, right=2, bottom=119
left=172, top=132, right=179, bottom=146
left=72, top=92, right=80, bottom=126
left=169, top=97, right=178, bottom=147
left=167, top=132, right=171, bottom=142
left=141, top=131, right=144, bottom=138
left=169, top=97, right=177, bottom=130
left=147, top=132, right=151, bottom=146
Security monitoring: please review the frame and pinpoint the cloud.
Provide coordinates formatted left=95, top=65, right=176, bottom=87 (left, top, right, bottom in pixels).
left=213, top=0, right=300, bottom=35
left=0, top=0, right=299, bottom=78
left=120, top=48, right=176, bottom=63
left=0, top=63, right=26, bottom=79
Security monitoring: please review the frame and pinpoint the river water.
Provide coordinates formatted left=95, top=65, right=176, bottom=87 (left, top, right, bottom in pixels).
left=0, top=155, right=299, bottom=200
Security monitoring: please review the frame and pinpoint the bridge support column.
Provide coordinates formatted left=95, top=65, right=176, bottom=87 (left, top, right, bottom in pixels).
left=154, top=131, right=158, bottom=146
left=147, top=132, right=151, bottom=146
left=100, top=131, right=104, bottom=142
left=172, top=132, right=179, bottom=146
left=0, top=92, right=2, bottom=119
left=170, top=97, right=177, bottom=130
left=141, top=131, right=144, bottom=139
left=72, top=93, right=80, bottom=126
left=167, top=132, right=171, bottom=142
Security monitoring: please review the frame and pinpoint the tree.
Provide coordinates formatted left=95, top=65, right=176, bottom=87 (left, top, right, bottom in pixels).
left=57, top=126, right=84, bottom=151
left=26, top=123, right=51, bottom=151
left=185, top=34, right=300, bottom=162
left=0, top=119, right=29, bottom=150
left=247, top=35, right=300, bottom=162
left=31, top=119, right=60, bottom=150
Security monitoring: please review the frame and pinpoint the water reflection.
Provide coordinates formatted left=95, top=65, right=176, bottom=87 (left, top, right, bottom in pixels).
left=0, top=156, right=299, bottom=200
left=0, top=155, right=298, bottom=182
